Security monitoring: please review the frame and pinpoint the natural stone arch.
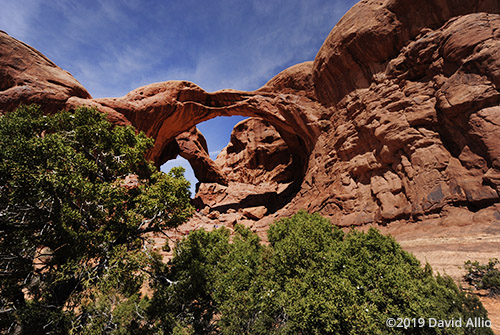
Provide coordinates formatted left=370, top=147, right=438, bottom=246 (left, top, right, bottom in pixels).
left=67, top=72, right=324, bottom=188
left=0, top=33, right=323, bottom=191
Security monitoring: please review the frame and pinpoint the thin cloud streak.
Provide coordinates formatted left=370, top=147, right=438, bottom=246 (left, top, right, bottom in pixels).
left=154, top=0, right=356, bottom=92
left=0, top=0, right=42, bottom=41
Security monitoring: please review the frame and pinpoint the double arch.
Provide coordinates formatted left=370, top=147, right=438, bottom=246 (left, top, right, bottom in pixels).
left=78, top=80, right=322, bottom=190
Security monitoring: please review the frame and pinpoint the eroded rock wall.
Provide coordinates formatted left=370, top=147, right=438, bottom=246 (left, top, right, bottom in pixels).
left=295, top=12, right=500, bottom=228
left=216, top=118, right=293, bottom=185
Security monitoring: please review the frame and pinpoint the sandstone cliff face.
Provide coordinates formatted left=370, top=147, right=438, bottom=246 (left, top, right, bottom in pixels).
left=0, top=30, right=91, bottom=114
left=192, top=117, right=294, bottom=216
left=1, top=0, right=500, bottom=296
left=174, top=126, right=228, bottom=186
left=299, top=12, right=500, bottom=228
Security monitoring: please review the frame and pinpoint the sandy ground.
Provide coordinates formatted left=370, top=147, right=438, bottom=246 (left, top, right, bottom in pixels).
left=381, top=220, right=500, bottom=334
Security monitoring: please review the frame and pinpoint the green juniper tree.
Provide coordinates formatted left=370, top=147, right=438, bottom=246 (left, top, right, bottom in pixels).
left=160, top=211, right=492, bottom=335
left=0, top=105, right=193, bottom=334
left=464, top=258, right=500, bottom=296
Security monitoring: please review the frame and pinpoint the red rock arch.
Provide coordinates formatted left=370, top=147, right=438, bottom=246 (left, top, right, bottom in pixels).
left=67, top=64, right=324, bottom=187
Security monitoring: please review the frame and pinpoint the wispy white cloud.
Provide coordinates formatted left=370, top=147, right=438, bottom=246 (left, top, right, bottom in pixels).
left=152, top=0, right=357, bottom=92
left=209, top=150, right=221, bottom=160
left=2, top=0, right=357, bottom=96
left=0, top=0, right=42, bottom=40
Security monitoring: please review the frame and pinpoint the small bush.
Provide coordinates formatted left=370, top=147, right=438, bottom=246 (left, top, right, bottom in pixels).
left=464, top=258, right=500, bottom=296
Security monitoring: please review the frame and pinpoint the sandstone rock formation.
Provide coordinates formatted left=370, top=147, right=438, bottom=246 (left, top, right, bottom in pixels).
left=192, top=117, right=294, bottom=214
left=173, top=127, right=227, bottom=186
left=313, top=0, right=500, bottom=106
left=216, top=118, right=292, bottom=185
left=1, top=1, right=500, bottom=315
left=1, top=0, right=499, bottom=229
left=66, top=77, right=322, bottom=180
left=300, top=11, right=500, bottom=227
left=0, top=30, right=91, bottom=115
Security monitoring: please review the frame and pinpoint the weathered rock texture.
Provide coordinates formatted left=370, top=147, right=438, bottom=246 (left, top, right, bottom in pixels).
left=1, top=1, right=500, bottom=316
left=192, top=118, right=294, bottom=215
left=0, top=30, right=91, bottom=114
left=314, top=0, right=500, bottom=106
left=216, top=118, right=292, bottom=185
left=67, top=76, right=322, bottom=181
left=301, top=12, right=500, bottom=227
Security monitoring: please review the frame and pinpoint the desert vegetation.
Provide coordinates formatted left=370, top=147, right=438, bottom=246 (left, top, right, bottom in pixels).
left=0, top=105, right=193, bottom=333
left=464, top=259, right=500, bottom=297
left=0, top=106, right=493, bottom=334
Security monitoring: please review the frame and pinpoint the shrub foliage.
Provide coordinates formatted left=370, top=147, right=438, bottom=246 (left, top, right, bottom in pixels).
left=160, top=211, right=492, bottom=334
left=464, top=258, right=500, bottom=296
left=0, top=105, right=193, bottom=333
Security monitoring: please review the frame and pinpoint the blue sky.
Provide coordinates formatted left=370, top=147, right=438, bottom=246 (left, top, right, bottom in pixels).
left=1, top=0, right=357, bottom=195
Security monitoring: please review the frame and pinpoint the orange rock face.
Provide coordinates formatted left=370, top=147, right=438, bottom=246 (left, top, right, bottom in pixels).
left=304, top=12, right=500, bottom=227
left=175, top=126, right=228, bottom=186
left=216, top=118, right=293, bottom=185
left=66, top=78, right=322, bottom=184
left=313, top=0, right=500, bottom=106
left=193, top=117, right=294, bottom=214
left=0, top=30, right=91, bottom=114
left=1, top=0, right=500, bottom=289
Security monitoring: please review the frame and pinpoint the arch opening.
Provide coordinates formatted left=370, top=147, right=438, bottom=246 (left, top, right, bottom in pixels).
left=86, top=82, right=320, bottom=216
left=160, top=114, right=299, bottom=215
left=161, top=156, right=198, bottom=196
left=160, top=115, right=248, bottom=197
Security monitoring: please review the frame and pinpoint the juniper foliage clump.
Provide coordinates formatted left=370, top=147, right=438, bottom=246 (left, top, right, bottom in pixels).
left=0, top=105, right=193, bottom=334
left=161, top=211, right=492, bottom=335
